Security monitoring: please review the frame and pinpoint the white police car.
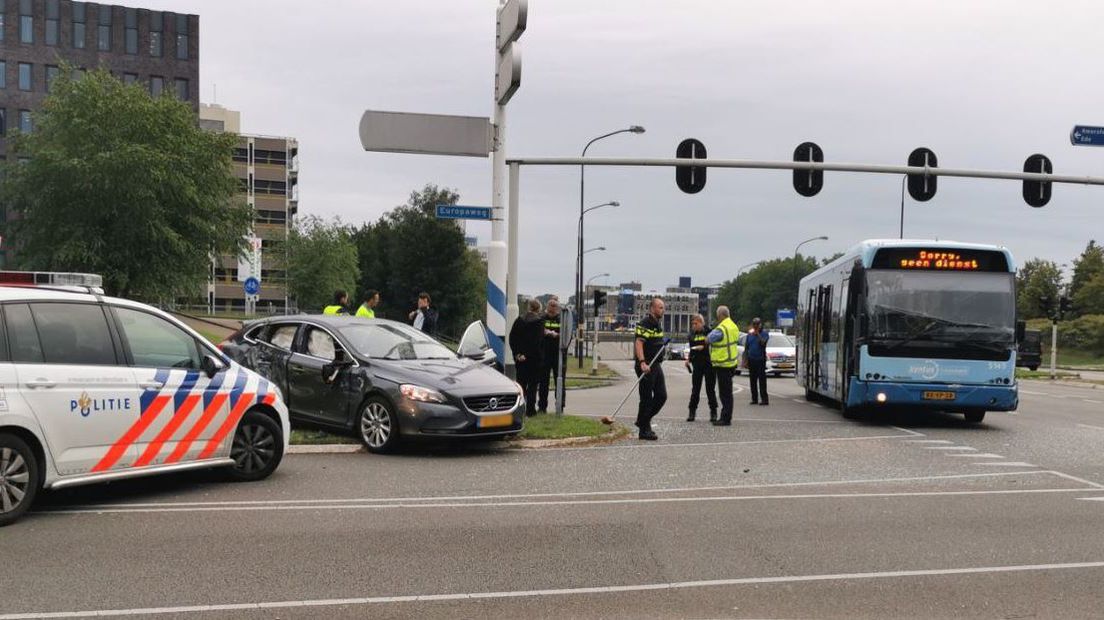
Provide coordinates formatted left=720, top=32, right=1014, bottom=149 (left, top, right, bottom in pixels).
left=0, top=272, right=290, bottom=526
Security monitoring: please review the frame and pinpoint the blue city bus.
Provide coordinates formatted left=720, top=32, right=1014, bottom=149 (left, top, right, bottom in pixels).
left=796, top=239, right=1022, bottom=423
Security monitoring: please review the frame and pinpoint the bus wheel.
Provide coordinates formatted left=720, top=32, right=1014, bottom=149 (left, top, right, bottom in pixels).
left=841, top=405, right=865, bottom=420
left=804, top=389, right=817, bottom=402
left=964, top=411, right=986, bottom=424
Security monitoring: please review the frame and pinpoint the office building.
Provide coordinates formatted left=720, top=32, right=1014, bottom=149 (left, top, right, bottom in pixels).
left=200, top=103, right=298, bottom=313
left=0, top=0, right=198, bottom=158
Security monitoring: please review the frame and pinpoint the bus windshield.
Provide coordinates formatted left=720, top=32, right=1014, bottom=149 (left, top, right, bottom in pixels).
left=865, top=270, right=1015, bottom=347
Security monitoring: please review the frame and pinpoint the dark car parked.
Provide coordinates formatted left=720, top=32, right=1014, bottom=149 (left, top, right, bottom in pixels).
left=1017, top=328, right=1042, bottom=371
left=219, top=316, right=522, bottom=453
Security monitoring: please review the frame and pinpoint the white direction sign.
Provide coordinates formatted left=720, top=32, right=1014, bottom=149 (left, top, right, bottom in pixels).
left=237, top=235, right=262, bottom=282
left=359, top=110, right=492, bottom=158
left=496, top=0, right=528, bottom=52
left=496, top=44, right=522, bottom=105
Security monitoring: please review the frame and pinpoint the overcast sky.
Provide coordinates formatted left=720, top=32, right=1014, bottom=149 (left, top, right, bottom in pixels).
left=146, top=0, right=1103, bottom=298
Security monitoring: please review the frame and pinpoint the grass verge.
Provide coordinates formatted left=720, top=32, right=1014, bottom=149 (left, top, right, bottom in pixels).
left=565, top=356, right=619, bottom=379
left=290, top=429, right=360, bottom=445
left=517, top=414, right=613, bottom=440
left=1017, top=369, right=1079, bottom=380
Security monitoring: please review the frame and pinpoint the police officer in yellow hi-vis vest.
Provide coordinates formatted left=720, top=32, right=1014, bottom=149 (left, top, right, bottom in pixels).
left=706, top=305, right=740, bottom=426
left=356, top=290, right=380, bottom=318
left=323, top=290, right=349, bottom=316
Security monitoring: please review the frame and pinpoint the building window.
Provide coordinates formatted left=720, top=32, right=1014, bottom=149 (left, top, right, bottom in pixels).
left=0, top=0, right=5, bottom=43
left=253, top=149, right=289, bottom=166
left=175, top=14, right=189, bottom=60
left=149, top=12, right=162, bottom=57
left=150, top=76, right=163, bottom=97
left=174, top=78, right=189, bottom=101
left=254, top=180, right=287, bottom=196
left=0, top=110, right=6, bottom=137
left=18, top=63, right=30, bottom=91
left=0, top=61, right=6, bottom=89
left=19, top=110, right=32, bottom=133
left=72, top=3, right=85, bottom=49
left=232, top=147, right=249, bottom=163
left=19, top=0, right=33, bottom=44
left=124, top=8, right=137, bottom=54
left=45, top=0, right=58, bottom=45
left=123, top=72, right=137, bottom=85
left=45, top=65, right=58, bottom=92
left=97, top=5, right=111, bottom=51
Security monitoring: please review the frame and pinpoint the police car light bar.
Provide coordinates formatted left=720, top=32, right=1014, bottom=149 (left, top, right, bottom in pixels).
left=0, top=271, right=105, bottom=293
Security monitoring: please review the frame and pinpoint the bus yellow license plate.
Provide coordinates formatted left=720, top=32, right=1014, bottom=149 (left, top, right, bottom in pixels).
left=922, top=391, right=956, bottom=401
left=479, top=414, right=514, bottom=428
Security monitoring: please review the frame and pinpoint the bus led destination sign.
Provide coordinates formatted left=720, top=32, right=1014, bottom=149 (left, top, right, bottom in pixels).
left=900, top=251, right=979, bottom=271
left=872, top=247, right=1010, bottom=272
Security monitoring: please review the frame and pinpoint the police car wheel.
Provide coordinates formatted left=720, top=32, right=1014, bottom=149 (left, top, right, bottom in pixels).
left=360, top=397, right=400, bottom=454
left=227, top=411, right=284, bottom=482
left=0, top=434, right=39, bottom=527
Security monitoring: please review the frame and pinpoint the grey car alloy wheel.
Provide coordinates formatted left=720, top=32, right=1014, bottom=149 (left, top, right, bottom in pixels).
left=0, top=447, right=30, bottom=514
left=231, top=423, right=276, bottom=476
left=361, top=402, right=392, bottom=449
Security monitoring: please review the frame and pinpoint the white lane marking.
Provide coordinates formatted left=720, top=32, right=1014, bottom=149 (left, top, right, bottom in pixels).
left=583, top=413, right=846, bottom=425
left=1077, top=497, right=1104, bottom=502
left=888, top=425, right=925, bottom=437
left=1042, top=470, right=1104, bottom=490
left=905, top=440, right=953, bottom=444
left=926, top=446, right=978, bottom=451
left=42, top=488, right=1090, bottom=516
left=49, top=471, right=1060, bottom=511
left=948, top=453, right=1006, bottom=459
left=7, top=561, right=1104, bottom=619
left=1077, top=423, right=1104, bottom=432
left=1084, top=399, right=1103, bottom=405
left=974, top=462, right=1037, bottom=467
left=1020, top=389, right=1048, bottom=395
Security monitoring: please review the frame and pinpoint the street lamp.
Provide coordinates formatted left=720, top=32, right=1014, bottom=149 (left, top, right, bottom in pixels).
left=586, top=272, right=610, bottom=287
left=584, top=246, right=606, bottom=255
left=578, top=126, right=644, bottom=366
left=792, top=236, right=829, bottom=304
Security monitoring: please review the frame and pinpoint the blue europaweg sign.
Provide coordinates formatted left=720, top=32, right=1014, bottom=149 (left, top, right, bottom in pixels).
left=244, top=277, right=260, bottom=296
left=435, top=205, right=493, bottom=220
left=1071, top=125, right=1104, bottom=147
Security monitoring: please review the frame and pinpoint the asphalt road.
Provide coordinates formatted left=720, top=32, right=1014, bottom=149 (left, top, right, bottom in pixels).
left=3, top=365, right=1104, bottom=619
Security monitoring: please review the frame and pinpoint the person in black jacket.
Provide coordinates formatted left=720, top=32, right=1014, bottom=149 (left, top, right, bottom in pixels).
left=537, top=297, right=565, bottom=413
left=408, top=292, right=439, bottom=336
left=684, top=314, right=718, bottom=422
left=509, top=298, right=545, bottom=416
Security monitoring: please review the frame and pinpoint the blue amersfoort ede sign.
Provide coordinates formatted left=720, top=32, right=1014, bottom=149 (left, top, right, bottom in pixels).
left=435, top=205, right=493, bottom=220
left=1071, top=125, right=1104, bottom=146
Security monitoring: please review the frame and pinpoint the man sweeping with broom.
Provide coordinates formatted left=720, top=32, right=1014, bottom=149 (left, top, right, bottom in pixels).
left=633, top=297, right=668, bottom=441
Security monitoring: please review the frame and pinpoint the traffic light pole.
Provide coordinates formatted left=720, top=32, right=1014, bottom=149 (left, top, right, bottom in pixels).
left=1050, top=320, right=1059, bottom=380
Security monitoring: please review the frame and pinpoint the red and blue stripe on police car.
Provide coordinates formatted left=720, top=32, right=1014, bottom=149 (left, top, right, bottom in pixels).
left=92, top=365, right=274, bottom=472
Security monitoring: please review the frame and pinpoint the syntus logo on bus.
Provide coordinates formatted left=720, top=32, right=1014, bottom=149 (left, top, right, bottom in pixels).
left=900, top=251, right=979, bottom=271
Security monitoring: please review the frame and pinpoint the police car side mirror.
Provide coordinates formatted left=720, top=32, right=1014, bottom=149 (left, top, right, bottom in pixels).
left=201, top=354, right=226, bottom=379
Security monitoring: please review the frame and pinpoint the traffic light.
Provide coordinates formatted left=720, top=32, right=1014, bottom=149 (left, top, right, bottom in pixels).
left=676, top=138, right=707, bottom=194
left=1059, top=296, right=1073, bottom=320
left=1040, top=295, right=1054, bottom=320
left=1023, top=154, right=1053, bottom=208
left=907, top=147, right=938, bottom=202
left=593, top=290, right=607, bottom=318
left=793, top=142, right=824, bottom=197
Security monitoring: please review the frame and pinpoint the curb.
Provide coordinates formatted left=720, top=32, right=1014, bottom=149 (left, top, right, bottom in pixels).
left=1022, top=378, right=1102, bottom=390
left=288, top=444, right=364, bottom=454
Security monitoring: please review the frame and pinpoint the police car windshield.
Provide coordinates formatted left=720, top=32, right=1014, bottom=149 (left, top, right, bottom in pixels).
left=767, top=333, right=794, bottom=347
left=339, top=324, right=455, bottom=360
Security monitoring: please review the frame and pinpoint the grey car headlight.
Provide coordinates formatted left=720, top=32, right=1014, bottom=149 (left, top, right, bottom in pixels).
left=400, top=384, right=446, bottom=403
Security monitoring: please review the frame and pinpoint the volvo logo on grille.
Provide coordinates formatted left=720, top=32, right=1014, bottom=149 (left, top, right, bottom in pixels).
left=487, top=397, right=499, bottom=411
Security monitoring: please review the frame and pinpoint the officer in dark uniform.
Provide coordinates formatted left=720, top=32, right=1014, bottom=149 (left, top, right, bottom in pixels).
left=684, top=314, right=718, bottom=422
left=633, top=297, right=667, bottom=441
left=537, top=297, right=565, bottom=413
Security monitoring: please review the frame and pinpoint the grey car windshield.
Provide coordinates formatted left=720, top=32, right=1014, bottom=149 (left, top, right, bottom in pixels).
left=865, top=270, right=1016, bottom=343
left=339, top=323, right=455, bottom=360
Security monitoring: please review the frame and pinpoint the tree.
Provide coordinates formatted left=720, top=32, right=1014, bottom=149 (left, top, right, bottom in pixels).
left=1072, top=272, right=1104, bottom=317
left=1069, top=240, right=1104, bottom=317
left=0, top=67, right=249, bottom=300
left=715, top=255, right=819, bottom=327
left=1016, top=258, right=1063, bottom=319
left=353, top=184, right=487, bottom=339
left=287, top=216, right=360, bottom=312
